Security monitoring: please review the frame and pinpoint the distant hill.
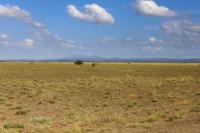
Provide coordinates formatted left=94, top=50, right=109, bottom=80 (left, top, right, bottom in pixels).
left=1, top=58, right=200, bottom=63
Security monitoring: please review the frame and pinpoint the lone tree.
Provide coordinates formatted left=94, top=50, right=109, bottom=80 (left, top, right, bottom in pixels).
left=74, top=60, right=83, bottom=66
left=92, top=62, right=96, bottom=67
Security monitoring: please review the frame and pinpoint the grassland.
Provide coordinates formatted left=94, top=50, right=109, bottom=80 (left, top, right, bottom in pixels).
left=0, top=62, right=200, bottom=133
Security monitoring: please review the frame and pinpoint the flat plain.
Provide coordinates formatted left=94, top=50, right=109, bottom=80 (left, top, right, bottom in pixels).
left=0, top=62, right=200, bottom=133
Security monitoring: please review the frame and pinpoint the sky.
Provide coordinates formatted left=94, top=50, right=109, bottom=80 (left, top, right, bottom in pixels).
left=0, top=0, right=200, bottom=59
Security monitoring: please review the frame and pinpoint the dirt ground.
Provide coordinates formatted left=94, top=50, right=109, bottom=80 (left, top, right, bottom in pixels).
left=0, top=62, right=200, bottom=133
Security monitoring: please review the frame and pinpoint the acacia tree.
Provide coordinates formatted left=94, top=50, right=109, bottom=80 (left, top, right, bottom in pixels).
left=74, top=60, right=83, bottom=66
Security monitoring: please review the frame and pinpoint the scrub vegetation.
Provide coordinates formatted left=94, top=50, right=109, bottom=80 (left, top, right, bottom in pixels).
left=0, top=62, right=199, bottom=133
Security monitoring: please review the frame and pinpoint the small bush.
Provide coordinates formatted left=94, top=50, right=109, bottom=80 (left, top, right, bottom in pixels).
left=12, top=106, right=23, bottom=110
left=0, top=96, right=6, bottom=105
left=142, top=112, right=166, bottom=123
left=166, top=115, right=179, bottom=122
left=32, top=116, right=51, bottom=125
left=15, top=109, right=29, bottom=115
left=0, top=96, right=5, bottom=101
left=127, top=102, right=137, bottom=108
left=3, top=123, right=24, bottom=129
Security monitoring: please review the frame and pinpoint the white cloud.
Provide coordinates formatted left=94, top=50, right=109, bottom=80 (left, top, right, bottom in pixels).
left=31, top=21, right=44, bottom=28
left=61, top=40, right=76, bottom=49
left=0, top=34, right=9, bottom=46
left=21, top=38, right=34, bottom=48
left=125, top=37, right=135, bottom=44
left=0, top=5, right=43, bottom=28
left=66, top=3, right=114, bottom=24
left=162, top=20, right=200, bottom=45
left=100, top=36, right=115, bottom=44
left=0, top=5, right=30, bottom=20
left=148, top=37, right=157, bottom=44
left=62, top=41, right=83, bottom=50
left=0, top=4, right=82, bottom=49
left=142, top=46, right=162, bottom=53
left=125, top=37, right=133, bottom=42
left=32, top=30, right=83, bottom=50
left=135, top=0, right=176, bottom=17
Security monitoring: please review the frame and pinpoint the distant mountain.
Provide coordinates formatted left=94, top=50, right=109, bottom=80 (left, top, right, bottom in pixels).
left=57, top=58, right=200, bottom=63
left=1, top=57, right=200, bottom=63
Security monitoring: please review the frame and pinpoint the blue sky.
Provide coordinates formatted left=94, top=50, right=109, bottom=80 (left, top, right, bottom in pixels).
left=0, top=0, right=200, bottom=59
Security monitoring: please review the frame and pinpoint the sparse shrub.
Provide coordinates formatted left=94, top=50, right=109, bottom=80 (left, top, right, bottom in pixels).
left=3, top=123, right=24, bottom=129
left=142, top=112, right=166, bottom=123
left=127, top=101, right=137, bottom=108
left=0, top=96, right=5, bottom=102
left=32, top=116, right=51, bottom=125
left=12, top=106, right=23, bottom=110
left=166, top=115, right=179, bottom=122
left=65, top=111, right=95, bottom=129
left=15, top=109, right=29, bottom=115
left=133, top=123, right=151, bottom=129
left=48, top=100, right=56, bottom=104
left=0, top=96, right=5, bottom=104
left=139, top=123, right=151, bottom=129
left=82, top=114, right=94, bottom=125
left=65, top=112, right=78, bottom=122
left=74, top=60, right=83, bottom=66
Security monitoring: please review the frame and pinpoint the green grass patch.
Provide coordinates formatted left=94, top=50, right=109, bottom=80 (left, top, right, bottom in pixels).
left=3, top=123, right=24, bottom=129
left=32, top=116, right=51, bottom=125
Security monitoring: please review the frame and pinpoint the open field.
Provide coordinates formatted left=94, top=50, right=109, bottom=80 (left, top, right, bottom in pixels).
left=0, top=62, right=200, bottom=133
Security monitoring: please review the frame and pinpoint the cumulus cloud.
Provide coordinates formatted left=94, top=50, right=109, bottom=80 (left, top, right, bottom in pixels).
left=0, top=5, right=43, bottom=28
left=21, top=38, right=34, bottom=48
left=0, top=4, right=82, bottom=49
left=0, top=34, right=9, bottom=46
left=135, top=0, right=176, bottom=17
left=162, top=20, right=200, bottom=45
left=0, top=5, right=30, bottom=20
left=148, top=37, right=157, bottom=44
left=66, top=3, right=114, bottom=24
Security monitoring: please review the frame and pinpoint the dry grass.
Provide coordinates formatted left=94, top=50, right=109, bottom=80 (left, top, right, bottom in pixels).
left=0, top=62, right=199, bottom=133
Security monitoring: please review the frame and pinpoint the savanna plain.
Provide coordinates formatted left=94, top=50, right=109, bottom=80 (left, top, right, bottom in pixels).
left=0, top=62, right=200, bottom=133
